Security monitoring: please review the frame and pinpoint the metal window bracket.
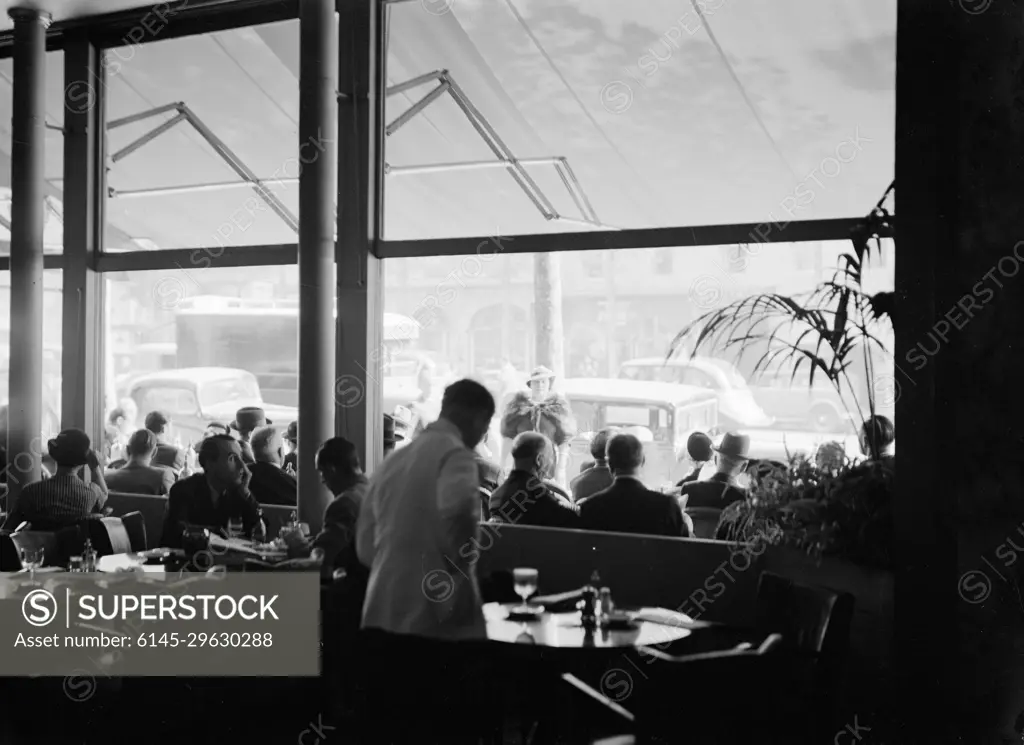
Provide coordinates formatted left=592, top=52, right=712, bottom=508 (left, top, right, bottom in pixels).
left=106, top=101, right=299, bottom=233
left=95, top=71, right=609, bottom=238
left=382, top=68, right=608, bottom=229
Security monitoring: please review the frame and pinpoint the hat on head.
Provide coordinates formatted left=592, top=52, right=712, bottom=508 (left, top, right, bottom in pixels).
left=528, top=366, right=555, bottom=384
left=285, top=420, right=298, bottom=443
left=231, top=407, right=271, bottom=432
left=686, top=431, right=714, bottom=462
left=47, top=428, right=92, bottom=468
left=384, top=414, right=405, bottom=446
left=715, top=432, right=751, bottom=460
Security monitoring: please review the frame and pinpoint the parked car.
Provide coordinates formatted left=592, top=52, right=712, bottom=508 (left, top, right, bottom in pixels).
left=125, top=367, right=298, bottom=446
left=560, top=377, right=719, bottom=486
left=618, top=357, right=774, bottom=430
left=746, top=362, right=854, bottom=434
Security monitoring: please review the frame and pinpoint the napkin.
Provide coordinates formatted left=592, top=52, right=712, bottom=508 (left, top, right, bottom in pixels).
left=631, top=607, right=702, bottom=628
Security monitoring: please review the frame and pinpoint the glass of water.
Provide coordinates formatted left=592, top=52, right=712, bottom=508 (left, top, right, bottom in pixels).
left=512, top=567, right=539, bottom=612
left=19, top=548, right=43, bottom=583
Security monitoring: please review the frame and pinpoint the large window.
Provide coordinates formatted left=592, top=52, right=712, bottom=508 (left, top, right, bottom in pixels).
left=103, top=20, right=305, bottom=251
left=382, top=0, right=896, bottom=239
left=0, top=270, right=64, bottom=436
left=104, top=265, right=307, bottom=443
left=0, top=52, right=65, bottom=255
left=384, top=240, right=894, bottom=479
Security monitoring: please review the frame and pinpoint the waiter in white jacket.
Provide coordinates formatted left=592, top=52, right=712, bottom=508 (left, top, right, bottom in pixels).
left=355, top=379, right=496, bottom=743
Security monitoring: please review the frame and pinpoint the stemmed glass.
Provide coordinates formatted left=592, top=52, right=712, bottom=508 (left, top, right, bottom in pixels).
left=19, top=548, right=43, bottom=583
left=513, top=567, right=539, bottom=613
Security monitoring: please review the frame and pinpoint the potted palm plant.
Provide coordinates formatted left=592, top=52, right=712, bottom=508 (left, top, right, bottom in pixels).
left=668, top=185, right=897, bottom=716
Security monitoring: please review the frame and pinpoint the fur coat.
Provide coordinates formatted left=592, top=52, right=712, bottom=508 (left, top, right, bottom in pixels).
left=500, top=391, right=577, bottom=448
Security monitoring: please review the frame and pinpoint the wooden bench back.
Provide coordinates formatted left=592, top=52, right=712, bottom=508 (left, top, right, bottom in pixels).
left=474, top=523, right=764, bottom=624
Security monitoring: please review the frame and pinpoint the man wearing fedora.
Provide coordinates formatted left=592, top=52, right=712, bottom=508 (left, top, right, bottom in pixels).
left=678, top=432, right=751, bottom=509
left=3, top=428, right=109, bottom=530
left=499, top=365, right=576, bottom=489
left=232, top=406, right=271, bottom=465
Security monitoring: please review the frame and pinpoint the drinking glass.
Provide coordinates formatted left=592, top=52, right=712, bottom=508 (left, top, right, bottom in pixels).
left=20, top=548, right=43, bottom=583
left=512, top=567, right=539, bottom=612
left=227, top=518, right=244, bottom=540
left=68, top=556, right=83, bottom=573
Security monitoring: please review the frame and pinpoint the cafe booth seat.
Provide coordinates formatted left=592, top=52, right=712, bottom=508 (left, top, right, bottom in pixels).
left=474, top=524, right=764, bottom=626
left=104, top=491, right=295, bottom=547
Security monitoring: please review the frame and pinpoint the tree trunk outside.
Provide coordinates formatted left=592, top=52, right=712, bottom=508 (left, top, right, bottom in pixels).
left=533, top=252, right=565, bottom=379
left=533, top=252, right=568, bottom=487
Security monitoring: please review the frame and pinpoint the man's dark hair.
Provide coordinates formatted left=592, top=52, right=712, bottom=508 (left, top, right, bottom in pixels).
left=440, top=379, right=496, bottom=420
left=108, top=407, right=127, bottom=426
left=316, top=437, right=360, bottom=473
left=144, top=410, right=170, bottom=435
left=197, top=434, right=236, bottom=470
left=127, top=429, right=157, bottom=457
left=606, top=433, right=644, bottom=473
left=861, top=415, right=895, bottom=453
left=590, top=427, right=619, bottom=461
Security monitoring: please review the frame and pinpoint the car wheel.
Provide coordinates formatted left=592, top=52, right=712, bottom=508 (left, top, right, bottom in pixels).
left=810, top=404, right=841, bottom=433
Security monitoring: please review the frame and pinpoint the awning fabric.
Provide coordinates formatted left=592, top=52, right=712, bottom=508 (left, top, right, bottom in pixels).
left=0, top=0, right=895, bottom=248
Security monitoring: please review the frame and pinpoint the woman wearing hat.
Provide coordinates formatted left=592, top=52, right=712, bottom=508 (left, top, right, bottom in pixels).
left=500, top=366, right=576, bottom=488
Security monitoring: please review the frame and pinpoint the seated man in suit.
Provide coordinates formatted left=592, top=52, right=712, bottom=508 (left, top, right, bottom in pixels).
left=159, top=434, right=263, bottom=548
left=145, top=410, right=186, bottom=475
left=678, top=432, right=750, bottom=509
left=104, top=429, right=175, bottom=496
left=489, top=432, right=579, bottom=529
left=247, top=425, right=297, bottom=506
left=579, top=433, right=688, bottom=537
left=676, top=431, right=714, bottom=487
left=570, top=427, right=619, bottom=503
left=308, top=437, right=369, bottom=579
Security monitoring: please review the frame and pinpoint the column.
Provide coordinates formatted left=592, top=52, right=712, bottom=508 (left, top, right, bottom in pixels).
left=62, top=34, right=106, bottom=447
left=336, top=0, right=385, bottom=474
left=897, top=1, right=1022, bottom=742
left=296, top=0, right=338, bottom=532
left=6, top=7, right=50, bottom=506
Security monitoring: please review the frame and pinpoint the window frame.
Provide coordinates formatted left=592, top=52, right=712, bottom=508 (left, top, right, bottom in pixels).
left=0, top=0, right=893, bottom=460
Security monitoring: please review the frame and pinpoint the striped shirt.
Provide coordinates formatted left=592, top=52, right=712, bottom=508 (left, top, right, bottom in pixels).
left=9, top=475, right=105, bottom=526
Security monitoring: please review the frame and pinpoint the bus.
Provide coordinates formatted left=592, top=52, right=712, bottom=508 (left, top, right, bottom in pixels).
left=173, top=296, right=428, bottom=408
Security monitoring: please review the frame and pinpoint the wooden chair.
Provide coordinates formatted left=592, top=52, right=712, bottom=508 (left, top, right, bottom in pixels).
left=120, top=510, right=148, bottom=552
left=79, top=516, right=133, bottom=557
left=754, top=571, right=855, bottom=741
left=684, top=507, right=723, bottom=539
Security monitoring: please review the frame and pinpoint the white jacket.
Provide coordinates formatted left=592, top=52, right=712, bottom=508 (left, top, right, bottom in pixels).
left=356, top=418, right=486, bottom=640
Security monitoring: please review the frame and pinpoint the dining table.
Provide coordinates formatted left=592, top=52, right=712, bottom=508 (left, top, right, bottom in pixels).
left=483, top=602, right=695, bottom=648
left=96, top=536, right=293, bottom=574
